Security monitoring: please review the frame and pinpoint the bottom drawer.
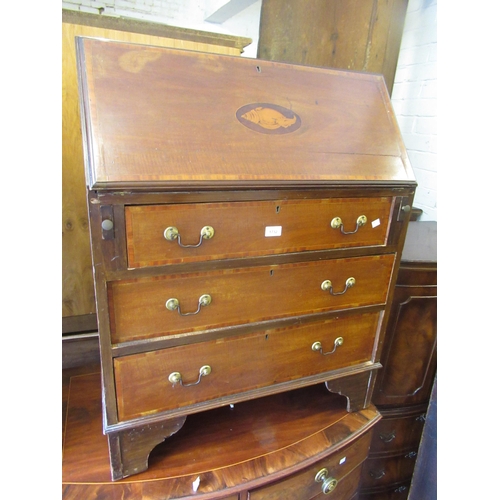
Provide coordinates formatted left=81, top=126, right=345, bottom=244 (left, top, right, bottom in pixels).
left=248, top=431, right=372, bottom=500
left=115, top=312, right=379, bottom=420
left=361, top=453, right=417, bottom=489
left=358, top=482, right=410, bottom=500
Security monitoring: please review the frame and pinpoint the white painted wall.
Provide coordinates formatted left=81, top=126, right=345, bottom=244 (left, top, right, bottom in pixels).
left=207, top=1, right=262, bottom=57
left=391, top=0, right=437, bottom=221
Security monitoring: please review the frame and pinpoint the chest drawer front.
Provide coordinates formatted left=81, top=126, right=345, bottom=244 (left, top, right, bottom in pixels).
left=253, top=463, right=363, bottom=500
left=109, top=254, right=394, bottom=344
left=115, top=312, right=379, bottom=420
left=369, top=413, right=426, bottom=455
left=361, top=454, right=417, bottom=489
left=125, top=197, right=393, bottom=268
left=249, top=432, right=371, bottom=500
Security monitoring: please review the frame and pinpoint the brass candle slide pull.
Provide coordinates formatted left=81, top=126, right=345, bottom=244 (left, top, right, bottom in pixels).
left=168, top=365, right=212, bottom=387
left=330, top=215, right=367, bottom=234
left=164, top=225, right=214, bottom=248
left=321, top=277, right=355, bottom=296
left=166, top=294, right=212, bottom=316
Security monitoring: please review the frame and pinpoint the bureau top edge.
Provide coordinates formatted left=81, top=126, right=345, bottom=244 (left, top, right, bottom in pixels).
left=87, top=179, right=418, bottom=193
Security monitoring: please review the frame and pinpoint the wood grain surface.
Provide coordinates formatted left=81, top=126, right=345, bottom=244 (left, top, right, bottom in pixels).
left=62, top=371, right=381, bottom=498
left=76, top=37, right=415, bottom=190
left=125, top=197, right=393, bottom=267
left=108, top=254, right=395, bottom=343
left=114, top=312, right=380, bottom=420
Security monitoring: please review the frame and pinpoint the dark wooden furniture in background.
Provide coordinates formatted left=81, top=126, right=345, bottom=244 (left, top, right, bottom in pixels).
left=358, top=221, right=437, bottom=499
left=62, top=371, right=381, bottom=499
left=257, top=0, right=409, bottom=95
left=408, top=376, right=437, bottom=500
left=62, top=9, right=251, bottom=337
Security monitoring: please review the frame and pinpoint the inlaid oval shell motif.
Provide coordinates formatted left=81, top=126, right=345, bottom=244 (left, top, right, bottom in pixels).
left=236, top=103, right=301, bottom=134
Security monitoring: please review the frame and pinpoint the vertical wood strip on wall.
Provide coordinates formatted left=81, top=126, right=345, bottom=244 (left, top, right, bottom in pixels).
left=257, top=0, right=408, bottom=94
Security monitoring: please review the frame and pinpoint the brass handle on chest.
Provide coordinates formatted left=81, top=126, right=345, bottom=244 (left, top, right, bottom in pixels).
left=168, top=365, right=212, bottom=387
left=321, top=277, right=355, bottom=296
left=330, top=215, right=367, bottom=234
left=164, top=225, right=214, bottom=248
left=315, top=468, right=338, bottom=495
left=166, top=294, right=212, bottom=316
left=312, top=337, right=344, bottom=355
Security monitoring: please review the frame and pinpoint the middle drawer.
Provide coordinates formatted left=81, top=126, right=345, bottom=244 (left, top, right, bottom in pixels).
left=114, top=312, right=380, bottom=420
left=108, top=254, right=395, bottom=344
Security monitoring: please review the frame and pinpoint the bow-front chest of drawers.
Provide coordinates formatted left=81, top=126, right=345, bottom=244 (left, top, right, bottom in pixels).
left=76, top=37, right=416, bottom=482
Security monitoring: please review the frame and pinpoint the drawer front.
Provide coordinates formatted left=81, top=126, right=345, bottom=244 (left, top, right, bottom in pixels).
left=125, top=197, right=393, bottom=267
left=369, top=413, right=426, bottom=455
left=115, top=312, right=380, bottom=420
left=358, top=483, right=410, bottom=499
left=109, top=254, right=395, bottom=343
left=249, top=432, right=371, bottom=500
left=361, top=454, right=417, bottom=489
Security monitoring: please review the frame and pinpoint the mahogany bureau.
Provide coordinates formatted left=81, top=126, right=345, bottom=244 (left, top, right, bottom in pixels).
left=75, top=37, right=417, bottom=484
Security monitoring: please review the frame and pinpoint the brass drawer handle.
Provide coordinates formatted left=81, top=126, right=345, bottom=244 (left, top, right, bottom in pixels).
left=321, top=277, right=355, bottom=296
left=166, top=294, right=212, bottom=316
left=315, top=468, right=338, bottom=495
left=312, top=337, right=343, bottom=355
left=168, top=365, right=212, bottom=387
left=369, top=469, right=386, bottom=480
left=330, top=215, right=367, bottom=234
left=164, top=225, right=215, bottom=248
left=379, top=430, right=396, bottom=443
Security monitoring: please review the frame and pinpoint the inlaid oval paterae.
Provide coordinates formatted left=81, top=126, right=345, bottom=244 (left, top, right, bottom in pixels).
left=236, top=103, right=301, bottom=134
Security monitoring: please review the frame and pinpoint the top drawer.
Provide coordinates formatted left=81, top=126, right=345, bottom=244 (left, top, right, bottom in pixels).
left=125, top=197, right=393, bottom=267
